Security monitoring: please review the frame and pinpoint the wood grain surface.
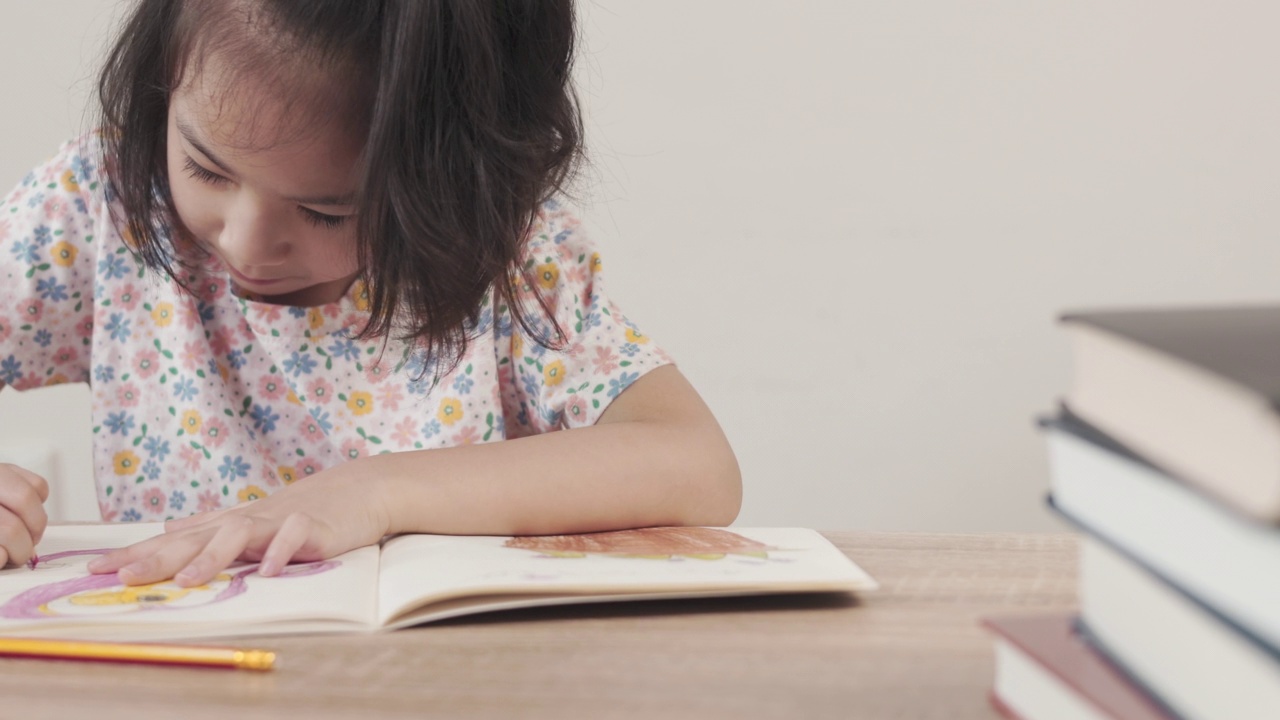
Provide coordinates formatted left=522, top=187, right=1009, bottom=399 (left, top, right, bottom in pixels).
left=0, top=531, right=1078, bottom=719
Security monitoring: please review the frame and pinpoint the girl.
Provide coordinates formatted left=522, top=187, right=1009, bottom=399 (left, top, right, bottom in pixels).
left=0, top=0, right=740, bottom=587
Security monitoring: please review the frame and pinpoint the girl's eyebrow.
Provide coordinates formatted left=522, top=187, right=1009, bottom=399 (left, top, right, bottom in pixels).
left=176, top=118, right=355, bottom=207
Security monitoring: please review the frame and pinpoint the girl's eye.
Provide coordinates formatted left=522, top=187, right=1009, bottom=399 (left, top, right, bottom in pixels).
left=300, top=207, right=349, bottom=229
left=182, top=156, right=228, bottom=186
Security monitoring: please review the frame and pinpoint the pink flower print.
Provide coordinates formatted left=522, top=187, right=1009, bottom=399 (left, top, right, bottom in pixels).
left=116, top=382, right=141, bottom=407
left=307, top=378, right=335, bottom=405
left=564, top=394, right=590, bottom=426
left=179, top=445, right=202, bottom=471
left=202, top=418, right=229, bottom=448
left=209, top=328, right=235, bottom=356
left=258, top=374, right=288, bottom=401
left=377, top=383, right=404, bottom=412
left=452, top=426, right=480, bottom=445
left=197, top=489, right=222, bottom=513
left=13, top=375, right=42, bottom=391
left=656, top=346, right=674, bottom=364
left=134, top=348, right=161, bottom=378
left=299, top=416, right=326, bottom=443
left=0, top=318, right=10, bottom=343
left=98, top=501, right=120, bottom=523
left=340, top=438, right=367, bottom=461
left=17, top=299, right=43, bottom=323
left=199, top=277, right=226, bottom=303
left=564, top=264, right=589, bottom=285
left=364, top=359, right=391, bottom=385
left=322, top=304, right=342, bottom=318
left=42, top=195, right=72, bottom=223
left=179, top=340, right=204, bottom=372
left=51, top=346, right=78, bottom=366
left=113, top=284, right=140, bottom=310
left=252, top=303, right=284, bottom=323
left=391, top=417, right=418, bottom=448
left=142, top=487, right=167, bottom=515
left=0, top=219, right=10, bottom=242
left=75, top=315, right=94, bottom=339
left=566, top=341, right=585, bottom=358
left=592, top=345, right=619, bottom=375
left=179, top=302, right=200, bottom=331
left=298, top=458, right=324, bottom=477
left=262, top=465, right=281, bottom=488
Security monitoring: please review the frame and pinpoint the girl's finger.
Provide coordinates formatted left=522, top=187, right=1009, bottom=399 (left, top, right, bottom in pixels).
left=2, top=464, right=50, bottom=502
left=0, top=475, right=48, bottom=546
left=171, top=517, right=257, bottom=587
left=258, top=513, right=315, bottom=577
left=117, top=529, right=219, bottom=586
left=0, top=506, right=36, bottom=567
left=87, top=532, right=173, bottom=574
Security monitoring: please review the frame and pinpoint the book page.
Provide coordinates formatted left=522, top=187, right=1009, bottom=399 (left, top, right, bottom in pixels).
left=377, top=527, right=877, bottom=627
left=0, top=523, right=380, bottom=641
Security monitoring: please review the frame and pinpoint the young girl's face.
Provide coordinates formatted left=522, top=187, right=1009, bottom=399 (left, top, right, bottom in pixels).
left=165, top=59, right=365, bottom=306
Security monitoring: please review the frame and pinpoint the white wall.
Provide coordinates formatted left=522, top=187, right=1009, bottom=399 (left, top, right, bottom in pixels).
left=4, top=2, right=1279, bottom=530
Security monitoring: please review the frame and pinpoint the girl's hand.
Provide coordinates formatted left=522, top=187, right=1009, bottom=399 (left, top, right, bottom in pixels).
left=0, top=463, right=49, bottom=568
left=87, top=469, right=392, bottom=586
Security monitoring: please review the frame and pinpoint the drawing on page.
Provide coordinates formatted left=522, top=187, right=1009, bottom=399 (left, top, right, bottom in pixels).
left=0, top=548, right=340, bottom=620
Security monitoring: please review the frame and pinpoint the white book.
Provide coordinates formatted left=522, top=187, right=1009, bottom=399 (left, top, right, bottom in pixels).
left=1079, top=536, right=1280, bottom=720
left=0, top=524, right=877, bottom=641
left=1043, top=412, right=1280, bottom=652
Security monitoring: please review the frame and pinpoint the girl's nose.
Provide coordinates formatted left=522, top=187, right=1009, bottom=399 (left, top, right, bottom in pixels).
left=218, top=197, right=290, bottom=268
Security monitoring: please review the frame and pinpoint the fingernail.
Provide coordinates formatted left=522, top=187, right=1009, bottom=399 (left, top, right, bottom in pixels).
left=87, top=557, right=104, bottom=571
left=175, top=568, right=197, bottom=585
left=260, top=561, right=278, bottom=577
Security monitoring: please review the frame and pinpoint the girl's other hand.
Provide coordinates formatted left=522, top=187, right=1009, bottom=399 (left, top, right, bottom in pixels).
left=0, top=463, right=50, bottom=568
left=86, top=469, right=391, bottom=587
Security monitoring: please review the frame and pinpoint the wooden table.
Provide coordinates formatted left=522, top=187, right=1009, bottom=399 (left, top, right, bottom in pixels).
left=0, top=532, right=1079, bottom=719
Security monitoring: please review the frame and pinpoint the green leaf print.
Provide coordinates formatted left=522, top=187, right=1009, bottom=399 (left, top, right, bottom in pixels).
left=620, top=361, right=631, bottom=368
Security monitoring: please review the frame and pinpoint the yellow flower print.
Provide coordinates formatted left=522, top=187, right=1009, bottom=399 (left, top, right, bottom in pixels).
left=181, top=410, right=202, bottom=435
left=278, top=466, right=297, bottom=485
left=512, top=331, right=523, bottom=359
left=535, top=262, right=559, bottom=290
left=60, top=169, right=79, bottom=192
left=286, top=389, right=302, bottom=405
left=307, top=308, right=324, bottom=330
left=347, top=391, right=374, bottom=416
left=351, top=280, right=371, bottom=311
left=625, top=328, right=649, bottom=344
left=238, top=485, right=267, bottom=503
left=51, top=241, right=77, bottom=267
left=590, top=252, right=603, bottom=272
left=113, top=450, right=140, bottom=476
left=151, top=302, right=174, bottom=327
left=543, top=359, right=566, bottom=387
left=438, top=398, right=463, bottom=426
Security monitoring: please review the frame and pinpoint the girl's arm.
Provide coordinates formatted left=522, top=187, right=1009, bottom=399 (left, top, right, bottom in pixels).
left=88, top=364, right=741, bottom=585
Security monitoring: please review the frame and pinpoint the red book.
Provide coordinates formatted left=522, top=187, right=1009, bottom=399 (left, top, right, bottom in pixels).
left=982, top=614, right=1172, bottom=720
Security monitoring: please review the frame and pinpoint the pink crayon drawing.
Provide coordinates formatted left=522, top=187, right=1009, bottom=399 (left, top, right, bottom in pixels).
left=0, top=549, right=339, bottom=620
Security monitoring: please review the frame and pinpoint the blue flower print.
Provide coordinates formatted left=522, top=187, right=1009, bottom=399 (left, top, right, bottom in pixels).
left=142, top=460, right=161, bottom=481
left=104, top=411, right=135, bottom=436
left=71, top=154, right=95, bottom=183
left=553, top=228, right=573, bottom=245
left=0, top=356, right=23, bottom=385
left=93, top=364, right=114, bottom=383
left=608, top=371, right=640, bottom=399
left=521, top=372, right=540, bottom=401
left=620, top=343, right=640, bottom=358
left=32, top=226, right=52, bottom=247
left=420, top=419, right=442, bottom=439
left=283, top=351, right=317, bottom=377
left=142, top=436, right=171, bottom=462
left=104, top=313, right=131, bottom=342
left=288, top=307, right=307, bottom=318
left=452, top=374, right=474, bottom=395
left=36, top=277, right=68, bottom=302
left=33, top=329, right=52, bottom=347
left=218, top=455, right=251, bottom=481
left=122, top=509, right=142, bottom=522
left=25, top=192, right=44, bottom=209
left=326, top=338, right=359, bottom=362
left=250, top=404, right=279, bottom=434
left=98, top=254, right=130, bottom=280
left=226, top=349, right=247, bottom=369
left=173, top=377, right=199, bottom=402
left=10, top=240, right=37, bottom=264
left=309, top=408, right=333, bottom=433
left=169, top=490, right=186, bottom=512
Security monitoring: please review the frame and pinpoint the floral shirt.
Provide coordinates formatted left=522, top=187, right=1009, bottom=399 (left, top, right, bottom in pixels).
left=0, top=134, right=672, bottom=522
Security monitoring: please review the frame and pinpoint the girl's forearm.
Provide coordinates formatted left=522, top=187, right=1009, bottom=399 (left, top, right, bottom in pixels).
left=356, top=420, right=742, bottom=537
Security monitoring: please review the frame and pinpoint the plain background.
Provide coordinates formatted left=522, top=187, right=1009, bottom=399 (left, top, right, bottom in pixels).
left=3, top=2, right=1279, bottom=528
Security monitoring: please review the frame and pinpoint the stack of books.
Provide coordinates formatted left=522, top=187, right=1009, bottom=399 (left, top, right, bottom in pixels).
left=985, top=304, right=1280, bottom=720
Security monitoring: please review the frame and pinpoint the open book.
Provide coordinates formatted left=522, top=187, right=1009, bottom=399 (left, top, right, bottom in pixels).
left=0, top=524, right=877, bottom=642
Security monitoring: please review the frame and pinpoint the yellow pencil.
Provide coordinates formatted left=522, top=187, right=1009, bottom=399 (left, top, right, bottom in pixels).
left=0, top=637, right=276, bottom=671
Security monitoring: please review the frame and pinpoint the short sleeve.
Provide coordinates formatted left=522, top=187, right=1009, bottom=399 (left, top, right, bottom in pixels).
left=0, top=135, right=103, bottom=390
left=497, top=200, right=674, bottom=435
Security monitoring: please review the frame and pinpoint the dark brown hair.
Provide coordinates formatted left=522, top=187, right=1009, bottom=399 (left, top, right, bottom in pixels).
left=98, top=0, right=582, bottom=379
